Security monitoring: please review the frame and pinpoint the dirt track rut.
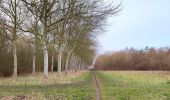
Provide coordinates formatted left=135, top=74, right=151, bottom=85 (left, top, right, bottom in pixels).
left=92, top=71, right=102, bottom=100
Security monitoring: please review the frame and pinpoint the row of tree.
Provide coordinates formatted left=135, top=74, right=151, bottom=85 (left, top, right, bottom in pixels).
left=94, top=47, right=170, bottom=71
left=0, top=0, right=121, bottom=78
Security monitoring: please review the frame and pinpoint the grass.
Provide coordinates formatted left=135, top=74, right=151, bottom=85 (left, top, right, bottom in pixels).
left=0, top=71, right=95, bottom=100
left=96, top=71, right=170, bottom=100
left=1, top=71, right=170, bottom=100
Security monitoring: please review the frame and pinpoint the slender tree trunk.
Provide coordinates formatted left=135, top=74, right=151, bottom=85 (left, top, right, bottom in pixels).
left=78, top=60, right=81, bottom=71
left=51, top=56, right=54, bottom=72
left=41, top=0, right=49, bottom=79
left=81, top=62, right=83, bottom=70
left=58, top=45, right=62, bottom=75
left=69, top=58, right=72, bottom=73
left=62, top=56, right=65, bottom=71
left=65, top=51, right=72, bottom=74
left=13, top=0, right=17, bottom=78
left=13, top=42, right=17, bottom=78
left=72, top=57, right=76, bottom=72
left=75, top=59, right=79, bottom=72
left=32, top=44, right=36, bottom=74
left=65, top=56, right=69, bottom=74
left=43, top=42, right=48, bottom=78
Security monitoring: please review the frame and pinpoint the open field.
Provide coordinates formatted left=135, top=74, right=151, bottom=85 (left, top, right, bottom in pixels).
left=0, top=71, right=170, bottom=100
left=0, top=71, right=95, bottom=100
left=96, top=71, right=170, bottom=100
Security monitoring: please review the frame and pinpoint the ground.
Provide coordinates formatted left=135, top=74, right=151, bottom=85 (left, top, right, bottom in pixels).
left=0, top=71, right=95, bottom=100
left=0, top=71, right=170, bottom=100
left=97, top=71, right=170, bottom=100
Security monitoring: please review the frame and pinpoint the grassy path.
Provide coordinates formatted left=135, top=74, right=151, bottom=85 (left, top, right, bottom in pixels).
left=92, top=71, right=102, bottom=100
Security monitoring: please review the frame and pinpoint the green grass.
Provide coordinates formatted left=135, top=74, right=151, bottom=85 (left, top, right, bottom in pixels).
left=96, top=71, right=170, bottom=100
left=1, top=71, right=169, bottom=100
left=0, top=71, right=95, bottom=100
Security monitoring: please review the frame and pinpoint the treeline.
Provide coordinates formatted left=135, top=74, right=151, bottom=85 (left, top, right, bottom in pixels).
left=0, top=38, right=52, bottom=77
left=0, top=37, right=92, bottom=77
left=0, top=0, right=121, bottom=78
left=94, top=47, right=170, bottom=71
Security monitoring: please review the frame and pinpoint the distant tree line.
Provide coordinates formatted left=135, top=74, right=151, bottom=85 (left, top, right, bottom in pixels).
left=94, top=47, right=170, bottom=71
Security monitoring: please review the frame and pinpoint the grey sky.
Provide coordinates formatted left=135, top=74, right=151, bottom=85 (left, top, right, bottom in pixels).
left=98, top=0, right=170, bottom=54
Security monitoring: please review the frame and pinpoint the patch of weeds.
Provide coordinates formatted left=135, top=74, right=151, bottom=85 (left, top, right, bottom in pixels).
left=167, top=80, right=170, bottom=84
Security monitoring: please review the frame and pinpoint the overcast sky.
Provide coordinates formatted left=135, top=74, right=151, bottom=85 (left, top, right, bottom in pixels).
left=98, top=0, right=170, bottom=54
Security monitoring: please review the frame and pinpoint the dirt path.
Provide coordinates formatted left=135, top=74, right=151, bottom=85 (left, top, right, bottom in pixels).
left=92, top=71, right=102, bottom=100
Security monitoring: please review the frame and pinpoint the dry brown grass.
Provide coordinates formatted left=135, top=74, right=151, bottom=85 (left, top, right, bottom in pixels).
left=0, top=71, right=88, bottom=86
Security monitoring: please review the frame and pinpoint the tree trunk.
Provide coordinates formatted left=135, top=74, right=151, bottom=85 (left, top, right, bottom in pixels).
left=65, top=56, right=69, bottom=74
left=58, top=45, right=62, bottom=75
left=75, top=59, right=79, bottom=72
left=51, top=56, right=54, bottom=72
left=13, top=0, right=17, bottom=78
left=43, top=43, right=48, bottom=78
left=69, top=58, right=72, bottom=73
left=65, top=51, right=72, bottom=74
left=13, top=42, right=17, bottom=78
left=81, top=62, right=84, bottom=69
left=32, top=44, right=36, bottom=75
left=78, top=60, right=81, bottom=71
left=72, top=57, right=76, bottom=72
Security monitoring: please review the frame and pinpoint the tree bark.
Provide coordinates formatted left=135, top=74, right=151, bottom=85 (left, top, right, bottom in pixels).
left=32, top=44, right=36, bottom=74
left=65, top=50, right=73, bottom=74
left=69, top=58, right=72, bottom=73
left=72, top=57, right=77, bottom=72
left=51, top=56, right=54, bottom=72
left=43, top=42, right=48, bottom=78
left=58, top=44, right=62, bottom=75
left=78, top=60, right=81, bottom=71
left=13, top=42, right=17, bottom=78
left=13, top=0, right=17, bottom=78
left=65, top=56, right=69, bottom=74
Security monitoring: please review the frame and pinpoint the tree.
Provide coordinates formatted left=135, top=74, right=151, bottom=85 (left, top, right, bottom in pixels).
left=22, top=0, right=85, bottom=77
left=0, top=0, right=26, bottom=77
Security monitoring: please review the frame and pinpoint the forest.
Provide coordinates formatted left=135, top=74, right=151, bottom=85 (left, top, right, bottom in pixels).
left=0, top=0, right=121, bottom=77
left=95, top=47, right=170, bottom=71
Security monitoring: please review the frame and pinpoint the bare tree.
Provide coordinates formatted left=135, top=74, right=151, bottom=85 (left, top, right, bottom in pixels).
left=22, top=0, right=81, bottom=78
left=0, top=0, right=26, bottom=77
left=0, top=0, right=124, bottom=76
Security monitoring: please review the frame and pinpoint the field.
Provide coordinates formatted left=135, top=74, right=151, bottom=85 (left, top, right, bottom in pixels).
left=0, top=71, right=95, bottom=100
left=0, top=71, right=170, bottom=100
left=97, top=71, right=170, bottom=100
